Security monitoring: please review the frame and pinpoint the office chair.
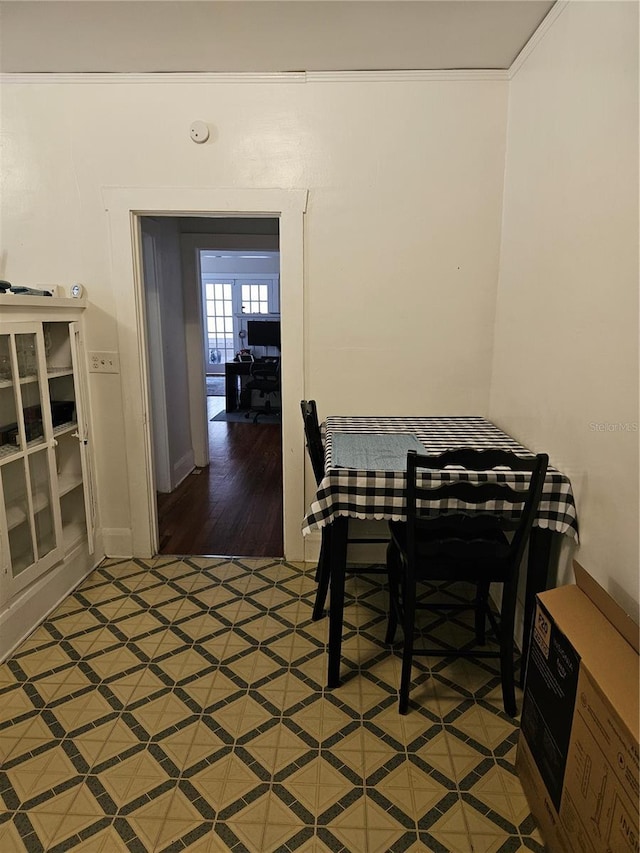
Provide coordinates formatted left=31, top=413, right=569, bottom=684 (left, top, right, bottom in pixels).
left=300, top=400, right=389, bottom=621
left=386, top=448, right=548, bottom=716
left=244, top=358, right=281, bottom=423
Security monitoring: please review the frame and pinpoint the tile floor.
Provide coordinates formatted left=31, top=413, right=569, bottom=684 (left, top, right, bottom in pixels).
left=0, top=557, right=544, bottom=852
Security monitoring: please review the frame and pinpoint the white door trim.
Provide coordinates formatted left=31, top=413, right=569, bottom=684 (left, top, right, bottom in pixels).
left=141, top=225, right=172, bottom=494
left=103, top=187, right=308, bottom=560
left=180, top=240, right=209, bottom=469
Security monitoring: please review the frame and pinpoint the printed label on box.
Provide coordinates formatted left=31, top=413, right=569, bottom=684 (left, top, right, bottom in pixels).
left=521, top=601, right=581, bottom=810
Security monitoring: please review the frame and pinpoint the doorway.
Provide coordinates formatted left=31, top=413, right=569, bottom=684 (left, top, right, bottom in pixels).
left=140, top=216, right=284, bottom=557
left=104, top=185, right=306, bottom=561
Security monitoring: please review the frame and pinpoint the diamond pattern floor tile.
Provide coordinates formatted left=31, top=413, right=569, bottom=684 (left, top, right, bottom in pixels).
left=286, top=756, right=354, bottom=814
left=6, top=742, right=79, bottom=804
left=0, top=819, right=29, bottom=853
left=190, top=752, right=262, bottom=811
left=376, top=757, right=451, bottom=817
left=0, top=714, right=58, bottom=765
left=98, top=749, right=170, bottom=806
left=73, top=717, right=135, bottom=767
left=0, top=558, right=545, bottom=853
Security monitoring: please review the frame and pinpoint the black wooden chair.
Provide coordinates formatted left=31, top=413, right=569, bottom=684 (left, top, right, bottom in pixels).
left=244, top=358, right=280, bottom=423
left=386, top=448, right=548, bottom=716
left=300, top=400, right=388, bottom=621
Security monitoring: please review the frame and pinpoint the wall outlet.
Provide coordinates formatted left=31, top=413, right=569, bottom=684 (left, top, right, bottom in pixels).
left=88, top=351, right=120, bottom=373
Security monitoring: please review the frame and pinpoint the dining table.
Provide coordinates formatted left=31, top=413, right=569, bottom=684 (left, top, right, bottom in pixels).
left=301, top=415, right=579, bottom=688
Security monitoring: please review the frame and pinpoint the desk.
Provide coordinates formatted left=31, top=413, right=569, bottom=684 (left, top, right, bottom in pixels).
left=302, top=416, right=579, bottom=688
left=224, top=359, right=280, bottom=411
left=224, top=361, right=253, bottom=411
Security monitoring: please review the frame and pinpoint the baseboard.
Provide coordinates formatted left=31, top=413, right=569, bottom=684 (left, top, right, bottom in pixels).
left=102, top=527, right=133, bottom=557
left=172, top=449, right=195, bottom=490
left=303, top=522, right=388, bottom=566
left=345, top=543, right=388, bottom=564
left=304, top=531, right=322, bottom=563
left=0, top=545, right=100, bottom=662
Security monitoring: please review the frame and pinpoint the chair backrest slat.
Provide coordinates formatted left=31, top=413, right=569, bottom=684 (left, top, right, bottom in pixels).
left=415, top=448, right=540, bottom=472
left=406, top=448, right=548, bottom=572
left=300, top=400, right=325, bottom=485
left=413, top=480, right=531, bottom=506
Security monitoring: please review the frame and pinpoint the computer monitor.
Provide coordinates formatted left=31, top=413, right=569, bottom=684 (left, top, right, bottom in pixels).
left=247, top=320, right=281, bottom=349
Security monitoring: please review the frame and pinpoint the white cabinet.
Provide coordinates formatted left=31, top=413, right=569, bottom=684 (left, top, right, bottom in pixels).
left=0, top=297, right=96, bottom=655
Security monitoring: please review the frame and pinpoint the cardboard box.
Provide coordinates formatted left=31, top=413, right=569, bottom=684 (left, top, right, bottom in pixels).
left=517, top=562, right=639, bottom=853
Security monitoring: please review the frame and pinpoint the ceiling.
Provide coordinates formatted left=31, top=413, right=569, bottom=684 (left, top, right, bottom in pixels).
left=0, top=1, right=556, bottom=74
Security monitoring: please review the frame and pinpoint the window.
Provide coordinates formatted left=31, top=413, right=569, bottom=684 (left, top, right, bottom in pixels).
left=205, top=282, right=234, bottom=365
left=241, top=284, right=269, bottom=314
left=200, top=274, right=279, bottom=366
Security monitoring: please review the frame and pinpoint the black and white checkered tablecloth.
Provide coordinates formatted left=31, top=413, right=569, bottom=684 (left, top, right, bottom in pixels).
left=301, top=416, right=579, bottom=540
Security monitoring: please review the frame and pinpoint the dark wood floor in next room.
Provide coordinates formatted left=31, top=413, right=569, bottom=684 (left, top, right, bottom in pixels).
left=156, top=399, right=283, bottom=557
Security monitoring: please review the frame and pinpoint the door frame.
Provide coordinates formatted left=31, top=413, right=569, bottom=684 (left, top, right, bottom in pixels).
left=103, top=187, right=307, bottom=560
left=140, top=222, right=172, bottom=493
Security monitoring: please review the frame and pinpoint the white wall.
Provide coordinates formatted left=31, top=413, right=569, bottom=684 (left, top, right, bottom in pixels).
left=0, top=74, right=508, bottom=554
left=141, top=217, right=194, bottom=493
left=491, top=2, right=639, bottom=614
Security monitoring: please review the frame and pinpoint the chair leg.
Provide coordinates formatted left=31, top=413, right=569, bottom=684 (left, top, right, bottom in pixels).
left=399, top=576, right=416, bottom=715
left=312, top=527, right=332, bottom=621
left=385, top=541, right=400, bottom=644
left=327, top=518, right=349, bottom=688
left=499, top=578, right=518, bottom=717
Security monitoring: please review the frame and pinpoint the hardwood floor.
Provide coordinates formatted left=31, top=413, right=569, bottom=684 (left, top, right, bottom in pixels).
left=156, top=397, right=283, bottom=556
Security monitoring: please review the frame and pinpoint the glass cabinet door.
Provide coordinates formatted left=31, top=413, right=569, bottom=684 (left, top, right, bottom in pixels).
left=0, top=333, right=19, bottom=460
left=3, top=457, right=35, bottom=574
left=2, top=451, right=56, bottom=576
left=46, top=320, right=94, bottom=555
left=0, top=324, right=62, bottom=594
left=15, top=332, right=46, bottom=448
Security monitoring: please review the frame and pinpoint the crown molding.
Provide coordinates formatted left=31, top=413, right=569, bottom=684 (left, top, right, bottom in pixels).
left=509, top=1, right=569, bottom=79
left=0, top=69, right=509, bottom=86
left=306, top=69, right=508, bottom=83
left=0, top=71, right=305, bottom=85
